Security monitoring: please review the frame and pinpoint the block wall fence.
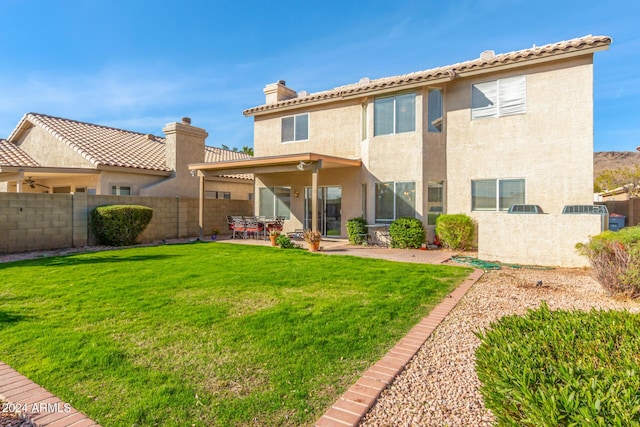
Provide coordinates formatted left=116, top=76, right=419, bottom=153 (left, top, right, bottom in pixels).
left=0, top=193, right=253, bottom=254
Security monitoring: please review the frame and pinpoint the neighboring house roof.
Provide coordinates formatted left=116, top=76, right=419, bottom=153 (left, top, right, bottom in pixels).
left=204, top=146, right=253, bottom=180
left=244, top=34, right=612, bottom=116
left=8, top=113, right=170, bottom=172
left=0, top=139, right=40, bottom=167
left=3, top=113, right=253, bottom=179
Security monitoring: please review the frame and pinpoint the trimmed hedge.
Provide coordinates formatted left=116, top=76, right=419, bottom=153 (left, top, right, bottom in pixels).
left=576, top=226, right=640, bottom=298
left=435, top=214, right=474, bottom=250
left=90, top=205, right=153, bottom=246
left=475, top=303, right=640, bottom=426
left=346, top=217, right=367, bottom=245
left=388, top=217, right=425, bottom=249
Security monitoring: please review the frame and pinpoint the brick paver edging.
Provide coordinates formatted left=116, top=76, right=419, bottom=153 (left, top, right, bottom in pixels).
left=0, top=363, right=101, bottom=426
left=316, top=268, right=484, bottom=426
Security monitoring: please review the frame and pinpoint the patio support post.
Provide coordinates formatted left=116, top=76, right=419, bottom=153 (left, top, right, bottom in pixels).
left=311, top=163, right=319, bottom=233
left=16, top=170, right=24, bottom=193
left=198, top=173, right=205, bottom=241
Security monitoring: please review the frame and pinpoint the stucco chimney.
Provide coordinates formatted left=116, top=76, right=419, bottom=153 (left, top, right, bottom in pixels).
left=263, top=80, right=297, bottom=104
left=162, top=118, right=207, bottom=183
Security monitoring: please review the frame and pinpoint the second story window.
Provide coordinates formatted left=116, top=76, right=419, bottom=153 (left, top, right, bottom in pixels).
left=374, top=92, right=415, bottom=136
left=281, top=113, right=309, bottom=142
left=428, top=89, right=443, bottom=133
left=472, top=76, right=526, bottom=120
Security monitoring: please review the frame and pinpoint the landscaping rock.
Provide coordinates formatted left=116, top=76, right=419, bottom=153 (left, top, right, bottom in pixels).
left=360, top=267, right=640, bottom=426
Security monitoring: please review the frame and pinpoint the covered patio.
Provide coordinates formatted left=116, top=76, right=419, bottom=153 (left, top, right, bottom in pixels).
left=189, top=152, right=362, bottom=240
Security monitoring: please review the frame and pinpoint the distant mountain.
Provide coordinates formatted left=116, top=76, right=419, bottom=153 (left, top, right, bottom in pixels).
left=594, top=151, right=640, bottom=177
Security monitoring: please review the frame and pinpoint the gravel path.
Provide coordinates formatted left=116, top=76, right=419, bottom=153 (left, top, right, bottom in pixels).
left=360, top=267, right=640, bottom=426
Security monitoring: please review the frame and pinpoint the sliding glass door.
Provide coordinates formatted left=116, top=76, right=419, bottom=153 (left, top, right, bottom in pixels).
left=304, top=186, right=342, bottom=236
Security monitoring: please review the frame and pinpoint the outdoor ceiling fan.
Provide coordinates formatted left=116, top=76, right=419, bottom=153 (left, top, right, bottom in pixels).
left=23, top=177, right=49, bottom=190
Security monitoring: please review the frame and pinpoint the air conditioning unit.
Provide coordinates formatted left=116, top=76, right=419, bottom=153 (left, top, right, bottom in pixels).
left=507, top=204, right=544, bottom=214
left=561, top=205, right=609, bottom=231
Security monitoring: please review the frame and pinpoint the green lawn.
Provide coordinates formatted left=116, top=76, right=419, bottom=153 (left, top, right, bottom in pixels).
left=0, top=242, right=470, bottom=426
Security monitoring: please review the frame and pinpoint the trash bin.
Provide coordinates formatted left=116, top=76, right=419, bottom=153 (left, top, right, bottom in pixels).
left=609, top=213, right=626, bottom=231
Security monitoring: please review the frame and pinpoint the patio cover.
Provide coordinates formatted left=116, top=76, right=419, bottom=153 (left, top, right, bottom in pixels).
left=188, top=153, right=362, bottom=238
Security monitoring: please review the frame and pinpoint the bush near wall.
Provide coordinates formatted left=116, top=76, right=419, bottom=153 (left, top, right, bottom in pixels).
left=475, top=303, right=640, bottom=426
left=346, top=217, right=367, bottom=245
left=389, top=217, right=425, bottom=249
left=576, top=226, right=640, bottom=298
left=435, top=214, right=475, bottom=250
left=90, top=205, right=153, bottom=246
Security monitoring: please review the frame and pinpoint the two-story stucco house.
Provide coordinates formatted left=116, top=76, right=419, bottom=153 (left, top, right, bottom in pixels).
left=191, top=35, right=612, bottom=266
left=0, top=113, right=253, bottom=199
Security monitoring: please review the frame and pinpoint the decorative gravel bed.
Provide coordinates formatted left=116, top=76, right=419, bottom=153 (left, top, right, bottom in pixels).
left=360, top=267, right=640, bottom=426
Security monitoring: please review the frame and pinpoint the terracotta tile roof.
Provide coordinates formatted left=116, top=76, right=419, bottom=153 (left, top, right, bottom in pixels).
left=204, top=146, right=253, bottom=180
left=7, top=113, right=171, bottom=172
left=244, top=34, right=612, bottom=116
left=4, top=113, right=253, bottom=179
left=0, top=139, right=40, bottom=167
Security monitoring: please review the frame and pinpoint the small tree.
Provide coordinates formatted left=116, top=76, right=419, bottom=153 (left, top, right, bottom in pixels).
left=435, top=214, right=475, bottom=250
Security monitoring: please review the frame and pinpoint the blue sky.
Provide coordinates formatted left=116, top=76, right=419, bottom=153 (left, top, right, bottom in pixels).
left=0, top=0, right=638, bottom=152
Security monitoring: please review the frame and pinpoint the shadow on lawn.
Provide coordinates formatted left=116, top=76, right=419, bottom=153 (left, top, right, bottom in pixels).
left=0, top=310, right=25, bottom=327
left=0, top=254, right=178, bottom=268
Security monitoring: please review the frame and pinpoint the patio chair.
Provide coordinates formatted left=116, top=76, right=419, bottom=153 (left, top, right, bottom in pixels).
left=243, top=219, right=264, bottom=240
left=232, top=219, right=247, bottom=239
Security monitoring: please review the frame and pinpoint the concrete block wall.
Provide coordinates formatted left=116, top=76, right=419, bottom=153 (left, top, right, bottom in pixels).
left=478, top=214, right=602, bottom=267
left=0, top=193, right=73, bottom=253
left=0, top=193, right=253, bottom=254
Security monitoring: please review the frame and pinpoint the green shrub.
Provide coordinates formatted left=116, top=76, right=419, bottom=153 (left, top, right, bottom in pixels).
left=388, top=217, right=425, bottom=249
left=576, top=226, right=640, bottom=298
left=475, top=303, right=640, bottom=426
left=435, top=214, right=474, bottom=250
left=90, top=205, right=153, bottom=246
left=276, top=234, right=294, bottom=249
left=346, top=217, right=367, bottom=245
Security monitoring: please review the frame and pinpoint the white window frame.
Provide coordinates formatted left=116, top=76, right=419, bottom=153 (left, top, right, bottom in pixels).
left=374, top=181, right=416, bottom=222
left=472, top=76, right=526, bottom=120
left=111, top=185, right=131, bottom=196
left=281, top=113, right=309, bottom=143
left=259, top=186, right=291, bottom=219
left=374, top=92, right=416, bottom=136
left=471, top=178, right=525, bottom=211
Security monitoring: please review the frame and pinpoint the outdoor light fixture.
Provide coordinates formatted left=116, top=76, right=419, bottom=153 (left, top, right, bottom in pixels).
left=294, top=190, right=299, bottom=197
left=190, top=170, right=196, bottom=177
left=297, top=161, right=313, bottom=171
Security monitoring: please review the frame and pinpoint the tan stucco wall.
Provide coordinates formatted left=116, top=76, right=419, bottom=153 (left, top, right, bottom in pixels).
left=204, top=179, right=254, bottom=200
left=253, top=99, right=363, bottom=158
left=446, top=56, right=595, bottom=216
left=15, top=126, right=95, bottom=168
left=253, top=90, right=432, bottom=224
left=478, top=213, right=601, bottom=267
left=99, top=171, right=168, bottom=196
